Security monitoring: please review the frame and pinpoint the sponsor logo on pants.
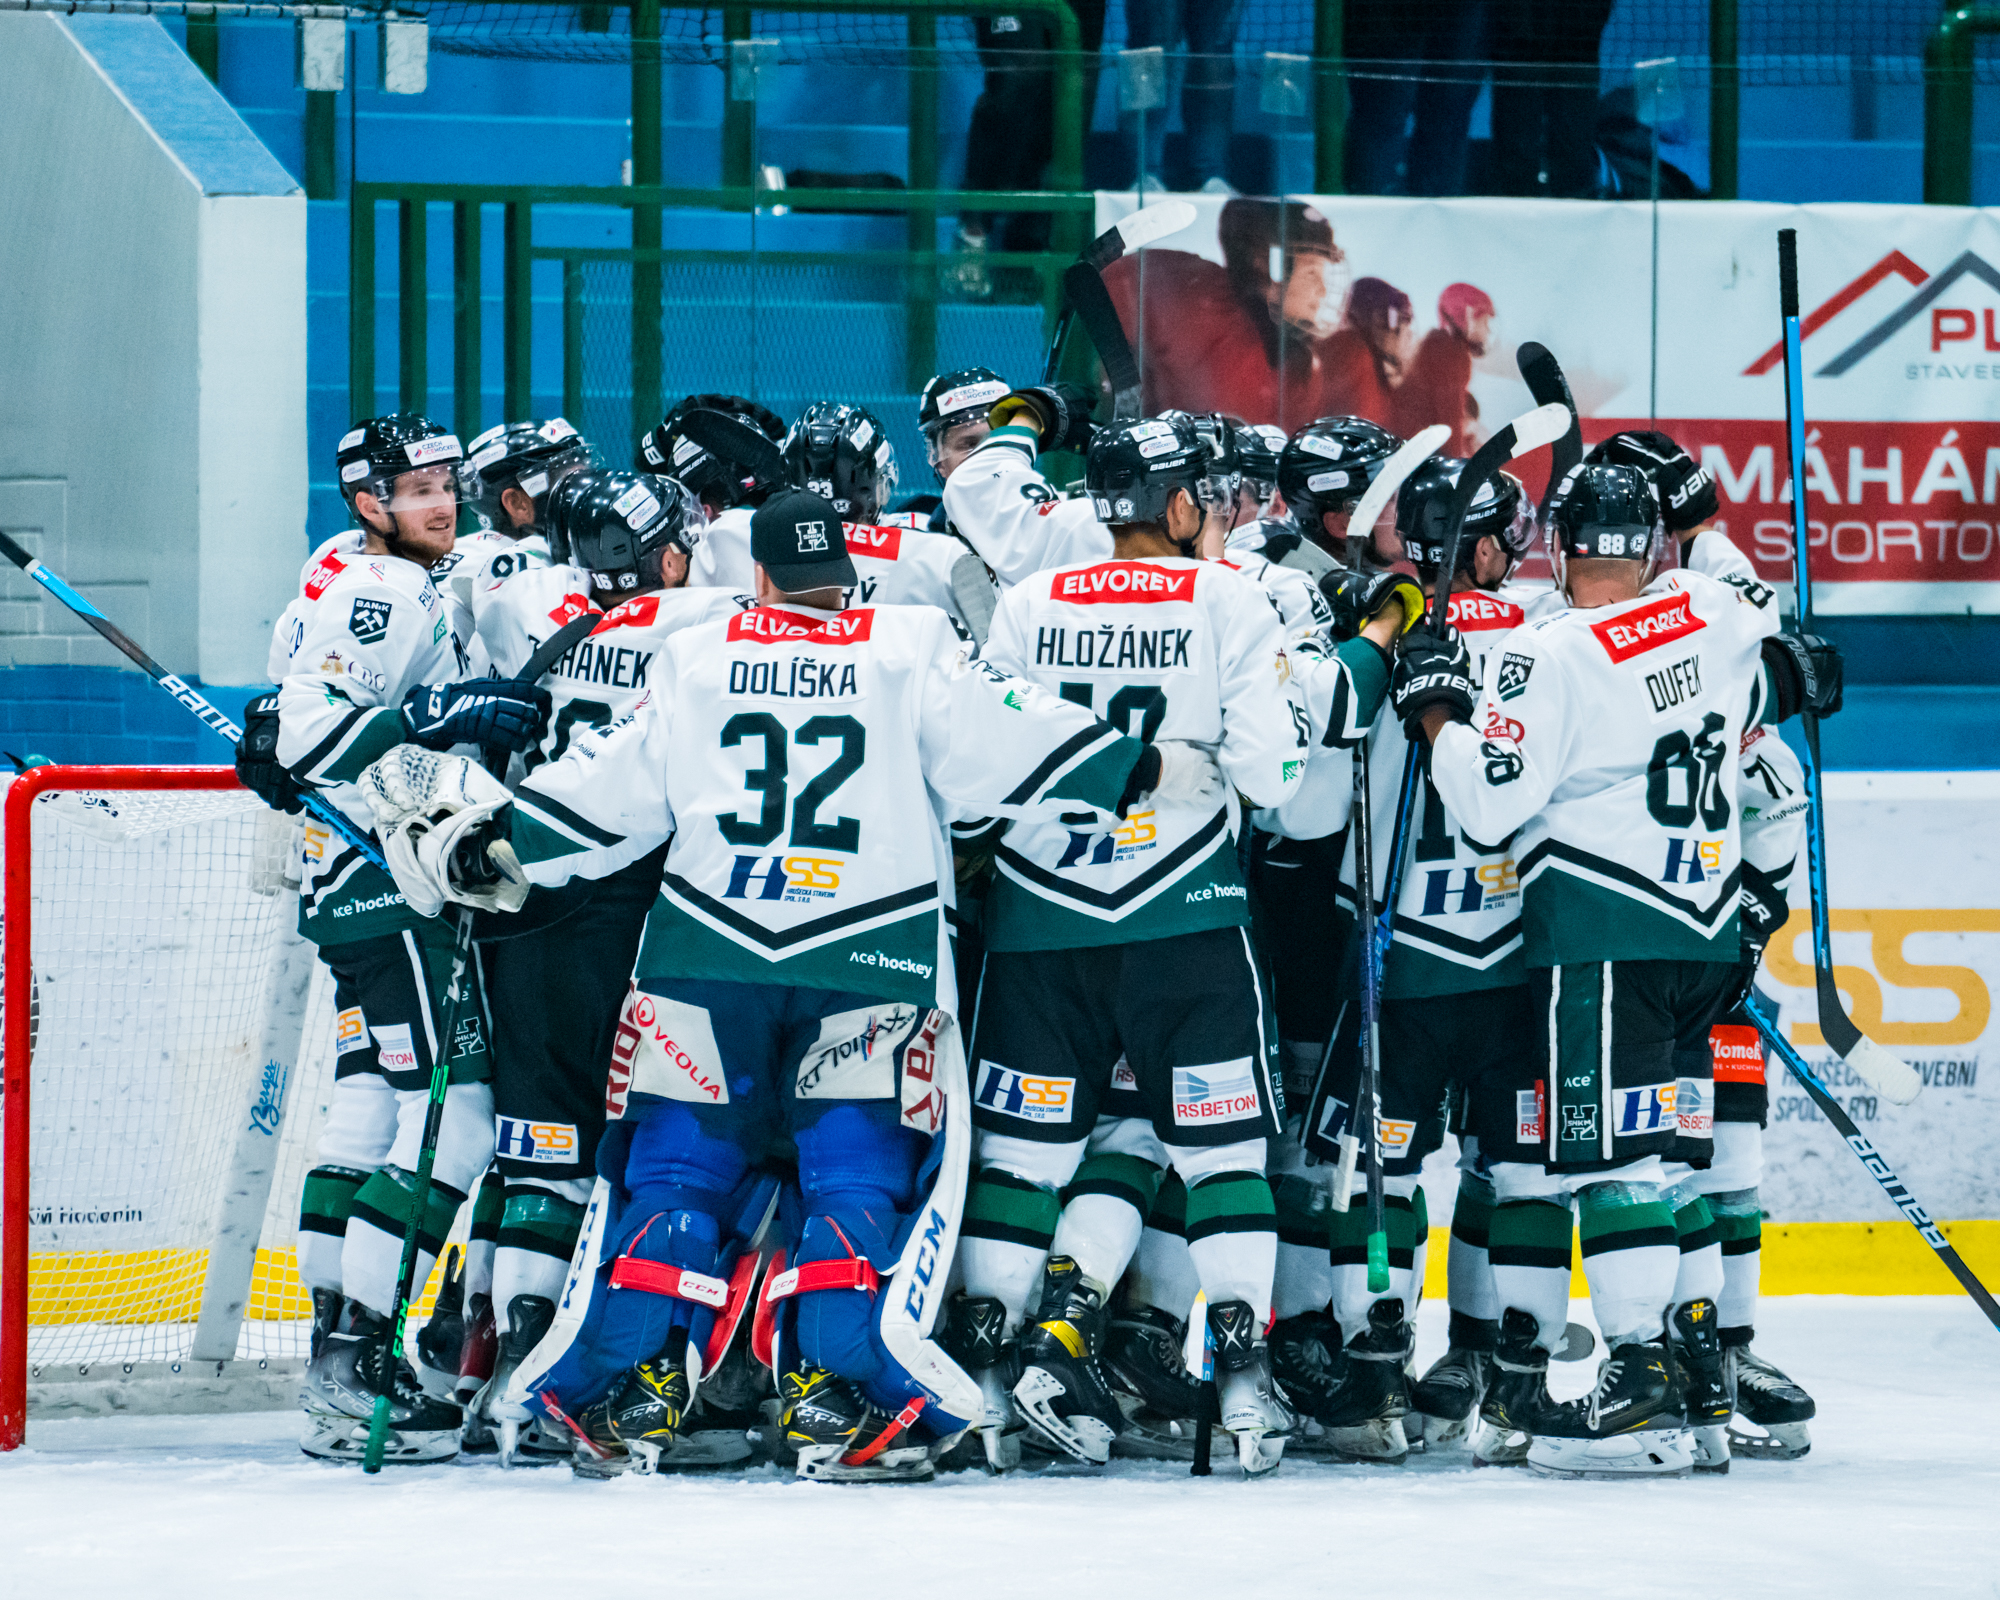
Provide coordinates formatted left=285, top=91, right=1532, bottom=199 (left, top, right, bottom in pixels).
left=495, top=1118, right=579, bottom=1164
left=335, top=1006, right=370, bottom=1056
left=974, top=1061, right=1076, bottom=1124
left=1170, top=1060, right=1260, bottom=1127
left=1615, top=1081, right=1679, bottom=1136
left=371, top=1022, right=417, bottom=1074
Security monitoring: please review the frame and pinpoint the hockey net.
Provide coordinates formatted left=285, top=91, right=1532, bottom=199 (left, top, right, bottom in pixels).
left=0, top=767, right=345, bottom=1444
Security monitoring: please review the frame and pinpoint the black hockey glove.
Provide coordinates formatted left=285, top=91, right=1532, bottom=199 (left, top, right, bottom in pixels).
left=990, top=383, right=1095, bottom=453
left=234, top=691, right=305, bottom=815
left=401, top=677, right=552, bottom=753
left=1319, top=563, right=1424, bottom=643
left=1588, top=428, right=1717, bottom=534
left=1390, top=621, right=1477, bottom=741
left=1760, top=632, right=1844, bottom=723
left=1739, top=860, right=1790, bottom=962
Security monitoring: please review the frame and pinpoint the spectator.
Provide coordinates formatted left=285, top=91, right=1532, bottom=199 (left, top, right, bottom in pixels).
left=1318, top=276, right=1415, bottom=430
left=1120, top=0, right=1241, bottom=191
left=1489, top=0, right=1614, bottom=197
left=1344, top=0, right=1491, bottom=195
left=1394, top=282, right=1494, bottom=451
left=954, top=0, right=1109, bottom=294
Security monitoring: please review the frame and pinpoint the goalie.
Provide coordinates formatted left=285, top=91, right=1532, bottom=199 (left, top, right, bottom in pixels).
left=360, top=487, right=1215, bottom=1480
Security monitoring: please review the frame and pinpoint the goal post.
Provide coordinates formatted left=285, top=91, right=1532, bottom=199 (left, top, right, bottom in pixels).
left=1, top=766, right=322, bottom=1449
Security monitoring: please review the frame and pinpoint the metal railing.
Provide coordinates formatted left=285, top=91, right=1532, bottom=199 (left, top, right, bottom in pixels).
left=1925, top=3, right=2000, bottom=205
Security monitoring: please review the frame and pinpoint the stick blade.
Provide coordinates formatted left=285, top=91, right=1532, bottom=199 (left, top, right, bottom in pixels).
left=1063, top=260, right=1142, bottom=409
left=1843, top=1033, right=1924, bottom=1106
left=676, top=407, right=790, bottom=496
left=1088, top=199, right=1198, bottom=267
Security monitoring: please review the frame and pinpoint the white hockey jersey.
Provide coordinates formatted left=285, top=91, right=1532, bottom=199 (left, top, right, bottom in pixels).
left=1736, top=723, right=1807, bottom=941
left=275, top=549, right=463, bottom=943
left=685, top=505, right=758, bottom=593
left=1427, top=556, right=1781, bottom=968
left=505, top=602, right=1149, bottom=1014
left=978, top=555, right=1310, bottom=951
left=939, top=423, right=1112, bottom=589
left=1216, top=533, right=1334, bottom=642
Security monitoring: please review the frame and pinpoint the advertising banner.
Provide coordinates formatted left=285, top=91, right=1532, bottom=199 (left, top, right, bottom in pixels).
left=1094, top=194, right=2000, bottom=613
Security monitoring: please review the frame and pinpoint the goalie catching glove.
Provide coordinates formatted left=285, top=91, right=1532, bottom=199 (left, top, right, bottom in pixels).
left=359, top=746, right=530, bottom=917
left=1389, top=621, right=1477, bottom=740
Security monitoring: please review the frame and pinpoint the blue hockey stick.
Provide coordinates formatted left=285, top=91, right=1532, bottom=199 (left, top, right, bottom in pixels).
left=0, top=529, right=389, bottom=872
left=1744, top=990, right=2000, bottom=1330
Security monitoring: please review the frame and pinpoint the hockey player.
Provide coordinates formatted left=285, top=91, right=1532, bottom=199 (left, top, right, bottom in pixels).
left=1391, top=460, right=1840, bottom=1479
left=1269, top=415, right=1405, bottom=578
left=640, top=394, right=789, bottom=591
left=940, top=381, right=1111, bottom=588
left=919, top=366, right=1010, bottom=488
left=1229, top=419, right=1290, bottom=523
left=462, top=468, right=747, bottom=1461
left=948, top=415, right=1311, bottom=1478
left=360, top=485, right=1207, bottom=1480
left=1585, top=426, right=1820, bottom=1461
left=266, top=413, right=549, bottom=1463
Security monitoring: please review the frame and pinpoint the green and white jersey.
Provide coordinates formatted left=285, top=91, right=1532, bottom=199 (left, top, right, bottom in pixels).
left=275, top=548, right=463, bottom=945
left=939, top=423, right=1112, bottom=589
left=978, top=555, right=1310, bottom=952
left=505, top=602, right=1145, bottom=1015
left=1215, top=537, right=1334, bottom=642
left=1428, top=541, right=1781, bottom=969
left=1737, top=722, right=1807, bottom=936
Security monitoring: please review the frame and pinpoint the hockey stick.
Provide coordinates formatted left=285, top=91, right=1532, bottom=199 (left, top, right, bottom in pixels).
left=1041, top=200, right=1197, bottom=386
left=1349, top=735, right=1390, bottom=1291
left=676, top=407, right=793, bottom=502
left=1744, top=991, right=2000, bottom=1330
left=1514, top=341, right=1583, bottom=520
left=1775, top=230, right=1921, bottom=1106
left=0, top=530, right=389, bottom=872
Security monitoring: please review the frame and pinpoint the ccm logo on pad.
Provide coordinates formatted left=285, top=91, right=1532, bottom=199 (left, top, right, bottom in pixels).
left=1591, top=591, right=1705, bottom=663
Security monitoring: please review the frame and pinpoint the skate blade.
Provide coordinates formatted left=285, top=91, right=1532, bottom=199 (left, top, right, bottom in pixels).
left=1470, top=1420, right=1531, bottom=1467
left=300, top=1417, right=459, bottom=1465
left=1235, top=1429, right=1286, bottom=1477
left=1111, top=1412, right=1201, bottom=1462
left=1691, top=1424, right=1730, bottom=1474
left=1526, top=1425, right=1694, bottom=1480
left=1411, top=1410, right=1473, bottom=1449
left=1012, top=1368, right=1114, bottom=1466
left=794, top=1442, right=935, bottom=1483
left=660, top=1429, right=756, bottom=1468
left=1325, top=1416, right=1409, bottom=1465
left=570, top=1448, right=632, bottom=1480
left=978, top=1425, right=1024, bottom=1473
left=1725, top=1420, right=1810, bottom=1461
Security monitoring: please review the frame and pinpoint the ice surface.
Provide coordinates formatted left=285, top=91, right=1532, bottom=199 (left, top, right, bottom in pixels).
left=6, top=1297, right=1996, bottom=1599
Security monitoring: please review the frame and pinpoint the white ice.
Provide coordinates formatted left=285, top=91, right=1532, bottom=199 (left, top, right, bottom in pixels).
left=6, top=1296, right=1996, bottom=1599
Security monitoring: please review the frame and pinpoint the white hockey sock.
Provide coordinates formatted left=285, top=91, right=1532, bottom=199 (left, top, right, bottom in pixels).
left=1273, top=1241, right=1332, bottom=1320
left=1050, top=1192, right=1145, bottom=1293
left=958, top=1238, right=1047, bottom=1335
left=1446, top=1171, right=1500, bottom=1324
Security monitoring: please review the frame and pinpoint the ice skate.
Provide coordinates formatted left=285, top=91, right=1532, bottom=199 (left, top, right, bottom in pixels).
left=1206, top=1299, right=1291, bottom=1476
left=670, top=1341, right=762, bottom=1467
left=1527, top=1338, right=1693, bottom=1480
left=940, top=1292, right=1023, bottom=1471
left=1316, top=1298, right=1411, bottom=1464
left=299, top=1305, right=462, bottom=1465
left=1105, top=1305, right=1204, bottom=1461
left=411, top=1245, right=467, bottom=1404
left=456, top=1290, right=497, bottom=1406
left=1472, top=1309, right=1552, bottom=1467
left=469, top=1293, right=571, bottom=1467
left=562, top=1350, right=694, bottom=1478
left=1409, top=1335, right=1492, bottom=1450
left=1673, top=1299, right=1732, bottom=1474
left=781, top=1366, right=935, bottom=1482
left=1010, top=1257, right=1123, bottom=1467
left=1723, top=1334, right=1815, bottom=1461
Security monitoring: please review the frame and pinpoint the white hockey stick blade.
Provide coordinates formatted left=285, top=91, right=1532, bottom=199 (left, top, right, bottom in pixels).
left=1505, top=401, right=1574, bottom=459
left=1843, top=1032, right=1924, bottom=1105
left=1329, top=1132, right=1360, bottom=1212
left=1110, top=198, right=1197, bottom=256
left=1345, top=424, right=1452, bottom=549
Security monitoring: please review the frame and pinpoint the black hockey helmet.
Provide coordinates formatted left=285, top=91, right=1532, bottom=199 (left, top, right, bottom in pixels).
left=1085, top=415, right=1208, bottom=528
left=464, top=417, right=594, bottom=529
left=919, top=367, right=1009, bottom=438
left=336, top=414, right=464, bottom=515
left=1585, top=428, right=1718, bottom=533
left=1395, top=457, right=1533, bottom=579
left=782, top=401, right=898, bottom=521
left=1545, top=462, right=1660, bottom=564
left=545, top=468, right=706, bottom=594
left=1226, top=418, right=1288, bottom=502
left=1278, top=416, right=1400, bottom=530
left=638, top=394, right=787, bottom=510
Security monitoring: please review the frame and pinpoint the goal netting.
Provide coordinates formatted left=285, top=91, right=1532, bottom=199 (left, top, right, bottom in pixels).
left=0, top=768, right=462, bottom=1435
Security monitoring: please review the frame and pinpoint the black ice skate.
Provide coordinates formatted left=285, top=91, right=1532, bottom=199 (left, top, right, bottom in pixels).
left=1009, top=1257, right=1124, bottom=1466
left=1105, top=1304, right=1208, bottom=1461
left=1267, top=1311, right=1347, bottom=1457
left=781, top=1365, right=935, bottom=1482
left=457, top=1290, right=497, bottom=1407
left=940, top=1292, right=1023, bottom=1471
left=300, top=1305, right=462, bottom=1465
left=671, top=1340, right=763, bottom=1468
left=1471, top=1308, right=1553, bottom=1467
left=1408, top=1320, right=1493, bottom=1451
left=1527, top=1337, right=1692, bottom=1479
left=411, top=1246, right=466, bottom=1404
left=468, top=1293, right=571, bottom=1467
left=1722, top=1331, right=1815, bottom=1461
left=1316, top=1298, right=1411, bottom=1464
left=1209, top=1299, right=1292, bottom=1477
left=1673, top=1298, right=1732, bottom=1474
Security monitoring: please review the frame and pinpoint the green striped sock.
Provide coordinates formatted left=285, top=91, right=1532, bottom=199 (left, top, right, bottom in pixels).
left=1063, top=1152, right=1163, bottom=1216
left=963, top=1167, right=1061, bottom=1251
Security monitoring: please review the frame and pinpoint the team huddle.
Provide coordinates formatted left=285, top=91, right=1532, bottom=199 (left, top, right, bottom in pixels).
left=238, top=359, right=1844, bottom=1482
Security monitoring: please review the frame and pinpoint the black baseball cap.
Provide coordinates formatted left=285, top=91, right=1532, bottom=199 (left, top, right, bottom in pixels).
left=751, top=486, right=857, bottom=592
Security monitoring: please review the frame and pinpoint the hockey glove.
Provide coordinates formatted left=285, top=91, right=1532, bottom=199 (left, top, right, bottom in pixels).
left=1588, top=428, right=1717, bottom=534
left=989, top=383, right=1096, bottom=453
left=235, top=691, right=305, bottom=815
left=1738, top=860, right=1791, bottom=962
left=1760, top=632, right=1844, bottom=722
left=359, top=746, right=529, bottom=917
left=1118, top=739, right=1225, bottom=819
left=401, top=677, right=551, bottom=753
left=1390, top=621, right=1477, bottom=741
left=1319, top=563, right=1424, bottom=642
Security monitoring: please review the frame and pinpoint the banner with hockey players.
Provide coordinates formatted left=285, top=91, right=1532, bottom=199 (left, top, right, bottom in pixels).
left=1094, top=193, right=2000, bottom=614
